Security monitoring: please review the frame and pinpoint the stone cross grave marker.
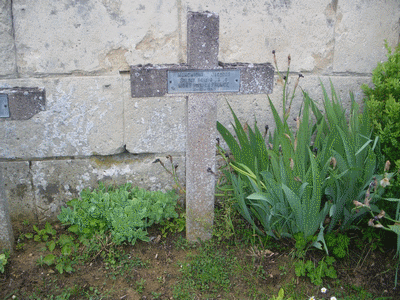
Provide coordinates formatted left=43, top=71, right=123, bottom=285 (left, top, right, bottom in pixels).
left=0, top=87, right=46, bottom=251
left=0, top=167, right=14, bottom=252
left=130, top=11, right=274, bottom=241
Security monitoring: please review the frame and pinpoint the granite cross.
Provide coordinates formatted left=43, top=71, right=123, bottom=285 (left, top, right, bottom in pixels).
left=130, top=11, right=274, bottom=241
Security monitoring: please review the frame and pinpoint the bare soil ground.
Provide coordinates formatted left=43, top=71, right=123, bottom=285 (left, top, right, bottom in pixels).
left=1, top=221, right=399, bottom=300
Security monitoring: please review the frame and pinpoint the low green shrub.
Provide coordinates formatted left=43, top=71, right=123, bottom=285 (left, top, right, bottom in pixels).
left=58, top=182, right=178, bottom=245
left=362, top=41, right=400, bottom=198
left=361, top=41, right=400, bottom=287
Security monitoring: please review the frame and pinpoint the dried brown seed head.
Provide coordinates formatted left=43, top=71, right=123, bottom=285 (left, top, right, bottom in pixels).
left=384, top=160, right=391, bottom=172
left=289, top=158, right=294, bottom=170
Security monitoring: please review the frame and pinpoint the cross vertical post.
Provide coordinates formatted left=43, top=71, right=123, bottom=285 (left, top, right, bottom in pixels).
left=0, top=167, right=14, bottom=252
left=185, top=12, right=219, bottom=241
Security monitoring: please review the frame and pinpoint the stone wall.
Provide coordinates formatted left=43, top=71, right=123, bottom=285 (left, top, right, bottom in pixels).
left=0, top=0, right=399, bottom=222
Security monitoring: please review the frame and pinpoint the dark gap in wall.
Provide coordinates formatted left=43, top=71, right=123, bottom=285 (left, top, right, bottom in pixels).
left=10, top=0, right=19, bottom=78
left=331, top=0, right=338, bottom=13
left=27, top=160, right=39, bottom=222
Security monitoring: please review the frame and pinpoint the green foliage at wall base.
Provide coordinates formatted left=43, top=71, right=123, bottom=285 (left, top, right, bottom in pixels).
left=58, top=182, right=178, bottom=245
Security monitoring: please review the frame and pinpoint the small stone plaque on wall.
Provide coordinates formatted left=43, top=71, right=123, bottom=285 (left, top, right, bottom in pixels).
left=0, top=87, right=46, bottom=120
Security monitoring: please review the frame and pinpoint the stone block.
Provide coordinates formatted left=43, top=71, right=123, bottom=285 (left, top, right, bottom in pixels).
left=0, top=76, right=123, bottom=159
left=333, top=1, right=400, bottom=73
left=0, top=0, right=16, bottom=77
left=184, top=0, right=336, bottom=73
left=12, top=0, right=179, bottom=76
left=0, top=161, right=36, bottom=222
left=124, top=71, right=187, bottom=153
left=0, top=166, right=14, bottom=252
left=30, top=153, right=185, bottom=220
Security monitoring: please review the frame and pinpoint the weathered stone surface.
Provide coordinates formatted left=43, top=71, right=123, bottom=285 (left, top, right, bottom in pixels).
left=186, top=93, right=216, bottom=241
left=333, top=1, right=400, bottom=73
left=184, top=0, right=335, bottom=73
left=12, top=0, right=179, bottom=76
left=0, top=76, right=123, bottom=159
left=184, top=11, right=220, bottom=241
left=31, top=154, right=185, bottom=220
left=184, top=0, right=400, bottom=74
left=12, top=0, right=399, bottom=77
left=1, top=154, right=185, bottom=221
left=130, top=64, right=187, bottom=98
left=0, top=166, right=14, bottom=251
left=124, top=94, right=187, bottom=153
left=0, top=161, right=36, bottom=222
left=0, top=0, right=16, bottom=77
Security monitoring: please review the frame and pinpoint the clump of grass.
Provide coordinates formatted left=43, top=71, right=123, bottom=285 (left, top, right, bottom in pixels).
left=173, top=243, right=236, bottom=299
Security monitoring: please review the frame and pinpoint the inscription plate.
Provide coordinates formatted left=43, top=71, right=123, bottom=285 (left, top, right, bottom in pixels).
left=168, top=69, right=240, bottom=93
left=0, top=94, right=10, bottom=118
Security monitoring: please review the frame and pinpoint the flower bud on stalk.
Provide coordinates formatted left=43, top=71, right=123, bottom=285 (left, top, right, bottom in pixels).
left=353, top=200, right=364, bottom=208
left=368, top=219, right=384, bottom=228
left=294, top=73, right=304, bottom=91
left=294, top=117, right=300, bottom=130
left=374, top=210, right=385, bottom=221
left=263, top=125, right=269, bottom=138
left=153, top=158, right=164, bottom=168
left=272, top=50, right=277, bottom=67
left=166, top=155, right=173, bottom=164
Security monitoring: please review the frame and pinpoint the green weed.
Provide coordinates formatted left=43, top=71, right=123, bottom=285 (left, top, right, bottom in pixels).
left=33, top=222, right=56, bottom=242
left=173, top=243, right=235, bottom=298
left=135, top=278, right=146, bottom=294
left=325, top=232, right=350, bottom=258
left=294, top=256, right=337, bottom=286
left=0, top=250, right=10, bottom=274
left=269, top=288, right=293, bottom=300
left=160, top=210, right=186, bottom=237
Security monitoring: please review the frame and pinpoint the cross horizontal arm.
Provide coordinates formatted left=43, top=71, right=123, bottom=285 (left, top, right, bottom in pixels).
left=130, top=62, right=274, bottom=98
